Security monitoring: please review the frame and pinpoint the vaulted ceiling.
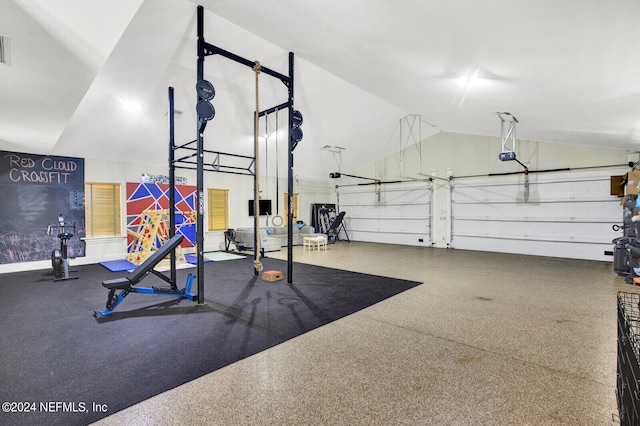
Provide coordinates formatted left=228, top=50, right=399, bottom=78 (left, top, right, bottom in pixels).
left=1, top=0, right=639, bottom=181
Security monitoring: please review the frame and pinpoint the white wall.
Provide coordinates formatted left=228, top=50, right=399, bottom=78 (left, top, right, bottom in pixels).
left=0, top=157, right=335, bottom=274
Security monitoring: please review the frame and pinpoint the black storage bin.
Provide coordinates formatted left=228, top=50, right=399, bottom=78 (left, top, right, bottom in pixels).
left=614, top=237, right=631, bottom=276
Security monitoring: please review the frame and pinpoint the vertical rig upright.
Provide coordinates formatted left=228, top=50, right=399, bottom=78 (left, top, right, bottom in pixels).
left=168, top=87, right=177, bottom=286
left=286, top=52, right=295, bottom=283
left=194, top=5, right=206, bottom=304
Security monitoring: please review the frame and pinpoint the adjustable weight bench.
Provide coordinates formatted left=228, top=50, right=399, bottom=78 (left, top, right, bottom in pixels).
left=94, top=234, right=197, bottom=317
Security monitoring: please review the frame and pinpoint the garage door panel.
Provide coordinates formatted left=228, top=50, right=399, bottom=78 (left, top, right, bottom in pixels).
left=339, top=183, right=432, bottom=247
left=451, top=170, right=625, bottom=261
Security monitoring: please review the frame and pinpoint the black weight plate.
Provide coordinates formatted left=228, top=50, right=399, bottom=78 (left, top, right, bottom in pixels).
left=291, top=126, right=303, bottom=143
left=196, top=80, right=215, bottom=100
left=292, top=110, right=303, bottom=128
left=196, top=100, right=215, bottom=121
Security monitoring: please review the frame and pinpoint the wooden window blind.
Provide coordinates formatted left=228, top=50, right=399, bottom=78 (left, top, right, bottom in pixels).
left=85, top=183, right=121, bottom=237
left=208, top=188, right=229, bottom=231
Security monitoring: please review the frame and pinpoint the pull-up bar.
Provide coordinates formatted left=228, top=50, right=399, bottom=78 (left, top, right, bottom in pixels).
left=202, top=43, right=291, bottom=87
left=259, top=101, right=290, bottom=119
left=173, top=141, right=256, bottom=176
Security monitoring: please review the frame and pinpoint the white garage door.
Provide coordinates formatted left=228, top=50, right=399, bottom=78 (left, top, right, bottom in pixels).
left=451, top=168, right=626, bottom=261
left=337, top=182, right=432, bottom=246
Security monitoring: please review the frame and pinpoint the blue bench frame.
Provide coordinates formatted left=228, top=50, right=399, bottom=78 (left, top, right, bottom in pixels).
left=94, top=234, right=197, bottom=317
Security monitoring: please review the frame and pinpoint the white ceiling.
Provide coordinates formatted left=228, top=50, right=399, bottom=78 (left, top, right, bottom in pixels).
left=1, top=0, right=639, bottom=181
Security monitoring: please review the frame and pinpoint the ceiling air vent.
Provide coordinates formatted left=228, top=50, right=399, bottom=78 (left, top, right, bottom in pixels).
left=0, top=35, right=10, bottom=66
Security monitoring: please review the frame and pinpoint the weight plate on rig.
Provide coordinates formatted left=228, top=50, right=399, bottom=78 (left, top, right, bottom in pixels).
left=291, top=126, right=303, bottom=143
left=196, top=100, right=215, bottom=121
left=196, top=79, right=215, bottom=100
left=292, top=110, right=303, bottom=128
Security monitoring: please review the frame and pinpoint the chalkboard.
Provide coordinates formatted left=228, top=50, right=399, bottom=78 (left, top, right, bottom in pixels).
left=0, top=150, right=85, bottom=264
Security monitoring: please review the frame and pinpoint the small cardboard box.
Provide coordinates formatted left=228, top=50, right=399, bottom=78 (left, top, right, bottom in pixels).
left=262, top=270, right=283, bottom=282
left=624, top=171, right=640, bottom=195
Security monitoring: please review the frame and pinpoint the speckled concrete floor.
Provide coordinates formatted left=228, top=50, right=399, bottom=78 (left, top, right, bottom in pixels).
left=92, top=242, right=635, bottom=425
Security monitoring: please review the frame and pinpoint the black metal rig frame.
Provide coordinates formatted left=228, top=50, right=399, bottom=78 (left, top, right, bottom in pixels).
left=168, top=5, right=298, bottom=305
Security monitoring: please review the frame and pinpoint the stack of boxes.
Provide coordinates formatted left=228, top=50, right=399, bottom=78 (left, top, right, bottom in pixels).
left=611, top=172, right=640, bottom=281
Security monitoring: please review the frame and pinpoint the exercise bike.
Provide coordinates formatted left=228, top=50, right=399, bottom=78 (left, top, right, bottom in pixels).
left=49, top=214, right=79, bottom=281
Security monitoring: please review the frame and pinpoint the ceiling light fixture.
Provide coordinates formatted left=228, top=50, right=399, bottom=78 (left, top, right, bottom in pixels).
left=120, top=98, right=142, bottom=113
left=460, top=69, right=481, bottom=86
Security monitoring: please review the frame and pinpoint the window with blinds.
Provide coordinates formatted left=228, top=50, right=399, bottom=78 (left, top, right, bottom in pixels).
left=85, top=183, right=121, bottom=237
left=208, top=188, right=229, bottom=231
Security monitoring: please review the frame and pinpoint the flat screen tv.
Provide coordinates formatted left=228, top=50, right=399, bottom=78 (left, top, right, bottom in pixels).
left=248, top=199, right=273, bottom=216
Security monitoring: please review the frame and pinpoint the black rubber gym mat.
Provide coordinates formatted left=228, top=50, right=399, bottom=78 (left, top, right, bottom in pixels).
left=0, top=257, right=421, bottom=425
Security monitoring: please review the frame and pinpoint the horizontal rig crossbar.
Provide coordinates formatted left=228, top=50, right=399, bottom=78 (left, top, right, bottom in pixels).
left=172, top=146, right=256, bottom=176
left=203, top=41, right=291, bottom=86
left=258, top=101, right=291, bottom=118
left=174, top=164, right=254, bottom=176
left=173, top=146, right=255, bottom=160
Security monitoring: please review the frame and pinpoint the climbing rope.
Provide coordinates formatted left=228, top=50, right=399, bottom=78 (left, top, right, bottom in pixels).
left=253, top=61, right=263, bottom=273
